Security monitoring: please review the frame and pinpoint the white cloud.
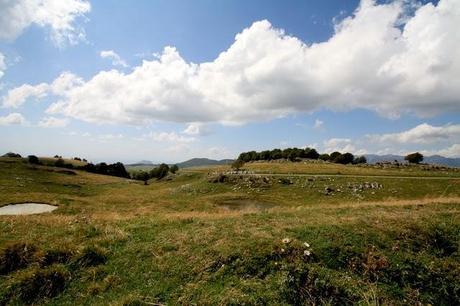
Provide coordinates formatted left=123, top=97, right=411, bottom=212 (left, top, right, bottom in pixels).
left=182, top=122, right=210, bottom=136
left=0, top=53, right=5, bottom=78
left=148, top=131, right=195, bottom=143
left=100, top=50, right=128, bottom=68
left=2, top=72, right=82, bottom=108
left=0, top=112, right=26, bottom=126
left=0, top=0, right=90, bottom=47
left=435, top=144, right=460, bottom=158
left=313, top=119, right=323, bottom=129
left=3, top=0, right=460, bottom=125
left=38, top=116, right=69, bottom=128
left=368, top=123, right=460, bottom=144
left=322, top=138, right=368, bottom=155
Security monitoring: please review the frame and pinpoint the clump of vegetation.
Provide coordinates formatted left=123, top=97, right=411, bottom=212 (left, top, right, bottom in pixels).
left=231, top=159, right=245, bottom=170
left=27, top=155, right=41, bottom=165
left=2, top=152, right=21, bottom=158
left=405, top=152, right=424, bottom=164
left=237, top=147, right=364, bottom=165
left=4, top=265, right=71, bottom=304
left=72, top=245, right=108, bottom=268
left=82, top=162, right=130, bottom=178
left=0, top=242, right=39, bottom=275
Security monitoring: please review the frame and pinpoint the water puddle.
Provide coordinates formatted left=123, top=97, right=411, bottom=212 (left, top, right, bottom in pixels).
left=0, top=203, right=58, bottom=215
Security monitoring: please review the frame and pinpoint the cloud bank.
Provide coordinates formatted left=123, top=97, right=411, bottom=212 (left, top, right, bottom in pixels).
left=2, top=0, right=460, bottom=125
left=0, top=0, right=91, bottom=46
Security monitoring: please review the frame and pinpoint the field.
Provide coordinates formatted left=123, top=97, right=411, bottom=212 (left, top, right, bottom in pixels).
left=0, top=157, right=459, bottom=305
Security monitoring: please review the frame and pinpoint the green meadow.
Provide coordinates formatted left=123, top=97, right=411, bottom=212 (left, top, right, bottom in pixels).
left=0, top=157, right=459, bottom=305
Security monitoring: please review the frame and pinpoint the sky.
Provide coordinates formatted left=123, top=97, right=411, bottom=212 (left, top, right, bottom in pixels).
left=0, top=0, right=459, bottom=163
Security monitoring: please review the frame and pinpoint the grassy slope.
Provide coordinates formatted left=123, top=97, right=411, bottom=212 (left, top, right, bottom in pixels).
left=0, top=157, right=459, bottom=305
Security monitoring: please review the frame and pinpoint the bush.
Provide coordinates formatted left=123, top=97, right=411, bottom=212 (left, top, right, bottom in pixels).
left=231, top=159, right=245, bottom=170
left=27, top=155, right=41, bottom=165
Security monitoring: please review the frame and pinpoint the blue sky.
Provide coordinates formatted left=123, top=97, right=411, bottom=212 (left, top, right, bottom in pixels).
left=0, top=0, right=459, bottom=163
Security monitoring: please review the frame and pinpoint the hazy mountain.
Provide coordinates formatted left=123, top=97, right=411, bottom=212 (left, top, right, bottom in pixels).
left=365, top=154, right=460, bottom=167
left=176, top=158, right=234, bottom=168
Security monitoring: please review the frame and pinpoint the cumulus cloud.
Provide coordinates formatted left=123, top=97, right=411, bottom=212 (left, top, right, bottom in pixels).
left=0, top=112, right=26, bottom=126
left=100, top=50, right=128, bottom=68
left=147, top=131, right=195, bottom=143
left=3, top=0, right=460, bottom=125
left=0, top=0, right=91, bottom=46
left=0, top=53, right=5, bottom=78
left=323, top=138, right=367, bottom=154
left=435, top=144, right=460, bottom=158
left=2, top=72, right=82, bottom=108
left=182, top=122, right=211, bottom=136
left=368, top=123, right=460, bottom=144
left=38, top=116, right=69, bottom=128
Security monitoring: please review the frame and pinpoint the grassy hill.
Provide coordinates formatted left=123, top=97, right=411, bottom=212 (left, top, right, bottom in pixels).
left=176, top=157, right=234, bottom=168
left=0, top=157, right=459, bottom=305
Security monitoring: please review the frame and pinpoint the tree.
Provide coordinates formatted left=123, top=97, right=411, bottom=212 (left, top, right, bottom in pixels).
left=330, top=152, right=342, bottom=163
left=405, top=152, right=423, bottom=164
left=170, top=164, right=179, bottom=174
left=335, top=152, right=355, bottom=164
left=231, top=159, right=245, bottom=170
left=353, top=156, right=367, bottom=164
left=319, top=153, right=330, bottom=161
left=107, top=162, right=130, bottom=178
left=150, top=163, right=170, bottom=179
left=133, top=171, right=150, bottom=185
left=28, top=155, right=41, bottom=165
left=304, top=148, right=320, bottom=160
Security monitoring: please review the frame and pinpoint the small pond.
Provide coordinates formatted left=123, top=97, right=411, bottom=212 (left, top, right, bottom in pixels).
left=0, top=203, right=58, bottom=215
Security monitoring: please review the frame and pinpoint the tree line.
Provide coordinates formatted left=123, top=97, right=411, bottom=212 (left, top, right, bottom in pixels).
left=24, top=154, right=178, bottom=182
left=237, top=148, right=367, bottom=165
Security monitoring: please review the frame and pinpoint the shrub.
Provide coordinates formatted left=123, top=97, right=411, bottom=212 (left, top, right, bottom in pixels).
left=27, top=155, right=41, bottom=165
left=231, top=159, right=245, bottom=170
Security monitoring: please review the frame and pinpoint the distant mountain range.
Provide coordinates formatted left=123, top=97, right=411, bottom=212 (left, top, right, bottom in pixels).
left=128, top=158, right=234, bottom=169
left=128, top=154, right=460, bottom=169
left=365, top=154, right=460, bottom=168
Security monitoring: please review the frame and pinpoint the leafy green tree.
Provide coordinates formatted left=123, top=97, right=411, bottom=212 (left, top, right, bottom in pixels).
left=170, top=164, right=179, bottom=174
left=405, top=152, right=423, bottom=164
left=334, top=152, right=355, bottom=164
left=330, top=152, right=342, bottom=163
left=353, top=156, right=367, bottom=164
left=319, top=153, right=330, bottom=161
